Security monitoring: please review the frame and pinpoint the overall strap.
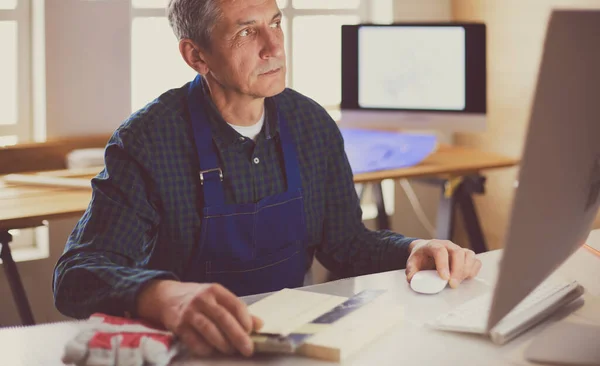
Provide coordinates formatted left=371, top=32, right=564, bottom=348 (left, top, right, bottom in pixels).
left=187, top=75, right=225, bottom=207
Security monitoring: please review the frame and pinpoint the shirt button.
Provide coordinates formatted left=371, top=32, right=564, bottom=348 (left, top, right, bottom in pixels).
left=238, top=136, right=245, bottom=142
left=253, top=157, right=260, bottom=164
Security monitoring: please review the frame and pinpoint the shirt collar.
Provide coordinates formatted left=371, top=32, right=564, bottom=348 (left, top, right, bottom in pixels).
left=197, top=76, right=280, bottom=150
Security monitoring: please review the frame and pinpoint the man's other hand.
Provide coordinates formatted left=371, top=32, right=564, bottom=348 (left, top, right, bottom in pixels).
left=137, top=281, right=263, bottom=358
left=405, top=239, right=482, bottom=288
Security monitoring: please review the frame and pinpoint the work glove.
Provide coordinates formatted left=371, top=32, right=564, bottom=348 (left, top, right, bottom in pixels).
left=62, top=313, right=182, bottom=366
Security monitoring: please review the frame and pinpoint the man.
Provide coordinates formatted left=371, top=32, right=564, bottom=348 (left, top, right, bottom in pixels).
left=53, top=0, right=481, bottom=358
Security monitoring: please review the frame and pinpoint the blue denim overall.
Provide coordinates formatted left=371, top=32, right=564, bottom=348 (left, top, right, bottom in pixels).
left=183, top=75, right=307, bottom=296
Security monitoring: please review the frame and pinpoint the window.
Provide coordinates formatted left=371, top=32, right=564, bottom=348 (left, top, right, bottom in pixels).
left=130, top=0, right=197, bottom=112
left=130, top=14, right=197, bottom=112
left=7, top=226, right=49, bottom=263
left=280, top=0, right=365, bottom=119
left=130, top=0, right=376, bottom=118
left=0, top=0, right=31, bottom=145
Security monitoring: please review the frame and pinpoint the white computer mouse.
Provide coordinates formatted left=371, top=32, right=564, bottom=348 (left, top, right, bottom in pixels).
left=409, top=270, right=449, bottom=294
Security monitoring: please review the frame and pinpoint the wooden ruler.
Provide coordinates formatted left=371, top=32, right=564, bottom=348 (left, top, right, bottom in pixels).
left=252, top=289, right=404, bottom=361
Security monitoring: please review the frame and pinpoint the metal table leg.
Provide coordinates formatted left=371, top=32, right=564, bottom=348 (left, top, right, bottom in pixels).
left=436, top=182, right=456, bottom=240
left=372, top=183, right=391, bottom=230
left=419, top=175, right=488, bottom=253
left=365, top=175, right=487, bottom=251
left=455, top=176, right=488, bottom=253
left=0, top=230, right=35, bottom=325
left=355, top=183, right=366, bottom=201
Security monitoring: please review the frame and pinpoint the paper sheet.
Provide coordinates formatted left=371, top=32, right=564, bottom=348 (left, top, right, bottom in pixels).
left=340, top=128, right=437, bottom=174
left=248, top=288, right=348, bottom=336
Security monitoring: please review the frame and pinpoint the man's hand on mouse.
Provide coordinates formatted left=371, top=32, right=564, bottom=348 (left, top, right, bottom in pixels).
left=405, top=239, right=482, bottom=288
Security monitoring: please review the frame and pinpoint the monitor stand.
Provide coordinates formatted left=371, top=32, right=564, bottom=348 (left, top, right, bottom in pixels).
left=524, top=321, right=600, bottom=365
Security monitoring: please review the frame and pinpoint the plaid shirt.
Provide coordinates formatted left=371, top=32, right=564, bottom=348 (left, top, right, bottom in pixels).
left=53, top=81, right=417, bottom=319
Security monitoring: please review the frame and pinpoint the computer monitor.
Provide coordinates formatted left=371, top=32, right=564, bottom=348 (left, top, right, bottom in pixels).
left=340, top=23, right=487, bottom=132
left=487, top=9, right=600, bottom=330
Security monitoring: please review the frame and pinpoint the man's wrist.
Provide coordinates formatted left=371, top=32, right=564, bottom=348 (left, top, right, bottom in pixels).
left=136, top=279, right=180, bottom=327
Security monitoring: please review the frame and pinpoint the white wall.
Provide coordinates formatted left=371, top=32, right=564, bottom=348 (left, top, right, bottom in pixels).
left=45, top=0, right=131, bottom=137
left=394, top=0, right=452, bottom=21
left=0, top=0, right=453, bottom=326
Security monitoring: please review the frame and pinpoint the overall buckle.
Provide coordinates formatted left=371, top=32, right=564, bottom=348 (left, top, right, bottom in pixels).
left=199, top=168, right=223, bottom=185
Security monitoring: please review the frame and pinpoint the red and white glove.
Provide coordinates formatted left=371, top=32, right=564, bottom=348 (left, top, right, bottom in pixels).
left=62, top=313, right=182, bottom=366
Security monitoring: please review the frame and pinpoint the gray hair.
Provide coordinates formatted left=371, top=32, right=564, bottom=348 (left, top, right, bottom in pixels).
left=167, top=0, right=222, bottom=49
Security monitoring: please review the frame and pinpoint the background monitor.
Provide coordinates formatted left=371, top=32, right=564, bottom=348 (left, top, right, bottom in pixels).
left=340, top=23, right=487, bottom=132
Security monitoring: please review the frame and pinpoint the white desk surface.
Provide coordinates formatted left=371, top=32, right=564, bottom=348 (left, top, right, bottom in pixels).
left=1, top=235, right=598, bottom=366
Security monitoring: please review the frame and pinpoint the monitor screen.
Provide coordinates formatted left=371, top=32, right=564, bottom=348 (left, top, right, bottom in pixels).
left=341, top=23, right=486, bottom=117
left=358, top=26, right=466, bottom=111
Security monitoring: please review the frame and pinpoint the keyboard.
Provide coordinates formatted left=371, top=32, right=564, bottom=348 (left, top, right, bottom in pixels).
left=428, top=278, right=583, bottom=344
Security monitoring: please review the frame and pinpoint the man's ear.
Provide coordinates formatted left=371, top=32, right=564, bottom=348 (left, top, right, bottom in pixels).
left=179, top=39, right=210, bottom=75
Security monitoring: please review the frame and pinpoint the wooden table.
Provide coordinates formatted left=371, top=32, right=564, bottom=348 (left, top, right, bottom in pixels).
left=0, top=145, right=518, bottom=326
left=354, top=144, right=517, bottom=254
left=0, top=170, right=94, bottom=326
left=353, top=144, right=517, bottom=183
left=0, top=144, right=518, bottom=235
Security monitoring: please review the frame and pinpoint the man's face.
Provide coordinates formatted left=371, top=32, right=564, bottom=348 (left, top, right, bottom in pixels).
left=203, top=0, right=286, bottom=98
